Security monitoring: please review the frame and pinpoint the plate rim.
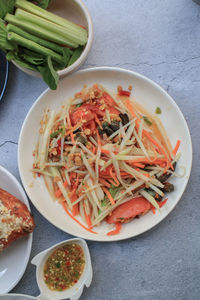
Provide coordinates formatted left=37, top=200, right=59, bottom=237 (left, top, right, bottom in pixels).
left=18, top=66, right=193, bottom=242
left=0, top=52, right=9, bottom=102
left=0, top=165, right=33, bottom=292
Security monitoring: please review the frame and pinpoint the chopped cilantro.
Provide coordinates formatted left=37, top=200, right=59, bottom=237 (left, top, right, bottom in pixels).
left=109, top=185, right=119, bottom=198
left=50, top=126, right=65, bottom=138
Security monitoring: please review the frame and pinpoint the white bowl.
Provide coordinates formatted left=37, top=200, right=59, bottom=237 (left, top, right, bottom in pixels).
left=0, top=165, right=33, bottom=293
left=31, top=238, right=92, bottom=300
left=18, top=67, right=192, bottom=242
left=12, top=0, right=93, bottom=78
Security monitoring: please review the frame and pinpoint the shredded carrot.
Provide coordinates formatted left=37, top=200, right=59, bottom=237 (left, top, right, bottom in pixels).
left=172, top=139, right=181, bottom=156
left=108, top=178, right=119, bottom=187
left=125, top=99, right=140, bottom=128
left=92, top=145, right=96, bottom=154
left=62, top=202, right=97, bottom=234
left=102, top=187, right=115, bottom=205
left=107, top=222, right=122, bottom=236
left=158, top=198, right=168, bottom=208
left=109, top=168, right=120, bottom=186
left=143, top=130, right=173, bottom=169
left=132, top=162, right=145, bottom=168
left=96, top=131, right=102, bottom=148
left=99, top=178, right=111, bottom=188
left=101, top=149, right=110, bottom=155
left=55, top=179, right=68, bottom=198
left=72, top=194, right=79, bottom=216
left=151, top=205, right=156, bottom=214
left=94, top=114, right=102, bottom=128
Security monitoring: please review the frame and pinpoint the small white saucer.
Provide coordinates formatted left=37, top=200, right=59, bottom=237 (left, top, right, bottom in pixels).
left=31, top=238, right=93, bottom=300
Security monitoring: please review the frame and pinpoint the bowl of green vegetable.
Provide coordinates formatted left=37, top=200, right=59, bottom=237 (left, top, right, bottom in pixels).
left=0, top=0, right=93, bottom=89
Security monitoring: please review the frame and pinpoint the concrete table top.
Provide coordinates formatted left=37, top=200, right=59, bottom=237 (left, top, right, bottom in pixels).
left=0, top=0, right=200, bottom=299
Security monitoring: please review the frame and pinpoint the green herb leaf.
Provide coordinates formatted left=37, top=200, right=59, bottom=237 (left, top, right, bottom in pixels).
left=143, top=116, right=152, bottom=126
left=38, top=56, right=59, bottom=90
left=67, top=46, right=83, bottom=67
left=109, top=185, right=119, bottom=198
left=22, top=53, right=44, bottom=65
left=101, top=198, right=108, bottom=207
left=6, top=50, right=38, bottom=71
left=76, top=103, right=83, bottom=107
left=155, top=107, right=161, bottom=114
left=50, top=126, right=65, bottom=138
left=0, top=0, right=15, bottom=19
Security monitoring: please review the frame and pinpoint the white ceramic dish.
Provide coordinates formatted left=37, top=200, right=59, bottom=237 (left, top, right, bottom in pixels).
left=18, top=67, right=192, bottom=242
left=13, top=0, right=93, bottom=78
left=31, top=238, right=92, bottom=300
left=0, top=165, right=33, bottom=293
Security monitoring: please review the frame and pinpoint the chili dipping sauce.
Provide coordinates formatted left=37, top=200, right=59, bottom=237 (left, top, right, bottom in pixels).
left=43, top=243, right=85, bottom=291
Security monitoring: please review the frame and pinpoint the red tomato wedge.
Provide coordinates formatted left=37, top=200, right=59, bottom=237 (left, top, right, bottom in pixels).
left=106, top=197, right=151, bottom=224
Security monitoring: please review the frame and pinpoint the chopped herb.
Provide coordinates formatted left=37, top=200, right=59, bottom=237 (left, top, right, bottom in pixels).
left=155, top=107, right=161, bottom=114
left=109, top=185, right=119, bottom=198
left=50, top=131, right=59, bottom=138
left=56, top=262, right=61, bottom=268
left=101, top=198, right=108, bottom=207
left=143, top=116, right=152, bottom=126
left=50, top=126, right=65, bottom=138
left=76, top=103, right=83, bottom=107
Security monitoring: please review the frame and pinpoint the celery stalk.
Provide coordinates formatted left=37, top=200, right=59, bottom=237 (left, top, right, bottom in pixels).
left=5, top=13, right=78, bottom=48
left=15, top=0, right=88, bottom=40
left=15, top=8, right=86, bottom=46
left=7, top=32, right=64, bottom=65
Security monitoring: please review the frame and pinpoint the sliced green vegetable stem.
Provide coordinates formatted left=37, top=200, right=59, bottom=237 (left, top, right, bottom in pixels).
left=7, top=32, right=64, bottom=65
left=7, top=23, right=67, bottom=55
left=15, top=8, right=86, bottom=46
left=5, top=13, right=78, bottom=48
left=15, top=0, right=88, bottom=39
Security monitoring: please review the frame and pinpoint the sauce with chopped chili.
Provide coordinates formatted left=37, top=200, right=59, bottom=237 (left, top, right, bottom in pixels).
left=43, top=243, right=85, bottom=291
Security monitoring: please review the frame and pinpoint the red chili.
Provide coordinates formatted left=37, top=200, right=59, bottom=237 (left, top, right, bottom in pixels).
left=118, top=90, right=130, bottom=97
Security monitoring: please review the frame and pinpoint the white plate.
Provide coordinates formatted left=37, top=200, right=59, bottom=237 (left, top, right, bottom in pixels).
left=18, top=67, right=192, bottom=242
left=0, top=166, right=33, bottom=293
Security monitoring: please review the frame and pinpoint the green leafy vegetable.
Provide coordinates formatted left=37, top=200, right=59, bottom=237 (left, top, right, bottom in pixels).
left=6, top=50, right=38, bottom=71
left=155, top=107, right=161, bottom=114
left=67, top=46, right=83, bottom=67
left=38, top=56, right=58, bottom=90
left=1, top=0, right=88, bottom=89
left=0, top=0, right=15, bottom=19
left=142, top=116, right=152, bottom=126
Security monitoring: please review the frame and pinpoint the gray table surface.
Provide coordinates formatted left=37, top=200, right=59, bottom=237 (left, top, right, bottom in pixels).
left=0, top=0, right=200, bottom=299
